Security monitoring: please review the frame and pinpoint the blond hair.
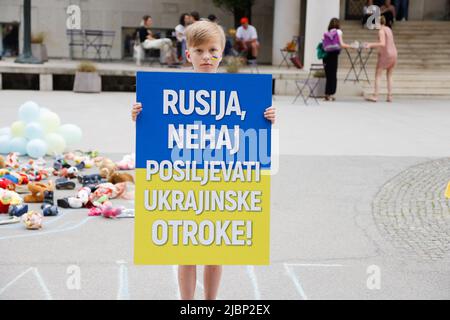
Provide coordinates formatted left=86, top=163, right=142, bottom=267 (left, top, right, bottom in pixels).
left=185, top=20, right=226, bottom=50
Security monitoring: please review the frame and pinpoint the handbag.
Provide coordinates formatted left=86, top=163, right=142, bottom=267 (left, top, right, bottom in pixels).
left=290, top=54, right=303, bottom=69
left=316, top=42, right=328, bottom=60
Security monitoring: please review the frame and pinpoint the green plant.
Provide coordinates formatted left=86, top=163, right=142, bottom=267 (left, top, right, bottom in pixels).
left=77, top=61, right=98, bottom=73
left=224, top=56, right=244, bottom=73
left=31, top=32, right=45, bottom=44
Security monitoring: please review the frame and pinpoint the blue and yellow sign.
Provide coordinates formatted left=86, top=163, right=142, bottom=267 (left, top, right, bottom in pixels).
left=134, top=72, right=272, bottom=265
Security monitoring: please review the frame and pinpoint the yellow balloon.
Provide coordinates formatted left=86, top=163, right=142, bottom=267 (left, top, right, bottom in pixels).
left=39, top=112, right=61, bottom=133
left=45, top=133, right=66, bottom=155
left=10, top=121, right=26, bottom=137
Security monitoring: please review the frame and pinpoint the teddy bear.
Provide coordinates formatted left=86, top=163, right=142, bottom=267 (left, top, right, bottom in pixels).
left=95, top=157, right=117, bottom=179
left=24, top=181, right=54, bottom=203
left=106, top=170, right=134, bottom=185
left=0, top=155, right=5, bottom=169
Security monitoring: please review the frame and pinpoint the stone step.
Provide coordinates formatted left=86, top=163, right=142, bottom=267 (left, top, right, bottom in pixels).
left=362, top=87, right=450, bottom=95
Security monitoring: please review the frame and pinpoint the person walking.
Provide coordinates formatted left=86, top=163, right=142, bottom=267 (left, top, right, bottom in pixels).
left=364, top=16, right=398, bottom=102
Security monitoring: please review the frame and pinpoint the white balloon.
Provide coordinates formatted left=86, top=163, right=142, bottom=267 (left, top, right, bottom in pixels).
left=19, top=101, right=41, bottom=123
left=58, top=124, right=83, bottom=146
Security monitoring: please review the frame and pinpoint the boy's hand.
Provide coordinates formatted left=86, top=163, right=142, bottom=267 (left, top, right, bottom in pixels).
left=264, top=106, right=276, bottom=124
left=132, top=102, right=142, bottom=121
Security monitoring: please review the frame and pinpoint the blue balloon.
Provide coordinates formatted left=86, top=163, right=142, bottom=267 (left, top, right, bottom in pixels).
left=26, top=139, right=48, bottom=158
left=19, top=101, right=41, bottom=123
left=25, top=122, right=44, bottom=139
left=0, top=135, right=11, bottom=154
left=9, top=137, right=28, bottom=155
left=0, top=127, right=10, bottom=136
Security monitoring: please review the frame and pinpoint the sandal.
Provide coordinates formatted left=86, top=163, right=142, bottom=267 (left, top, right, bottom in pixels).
left=387, top=95, right=393, bottom=102
left=365, top=95, right=378, bottom=102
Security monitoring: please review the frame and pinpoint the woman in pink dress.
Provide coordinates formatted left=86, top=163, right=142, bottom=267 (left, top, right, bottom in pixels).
left=365, top=16, right=398, bottom=102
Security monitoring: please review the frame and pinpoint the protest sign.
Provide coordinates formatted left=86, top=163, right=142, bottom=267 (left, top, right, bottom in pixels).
left=134, top=72, right=272, bottom=265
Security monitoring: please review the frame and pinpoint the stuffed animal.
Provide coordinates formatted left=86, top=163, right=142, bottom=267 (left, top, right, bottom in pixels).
left=65, top=186, right=92, bottom=208
left=116, top=153, right=135, bottom=170
left=0, top=155, right=5, bottom=168
left=107, top=171, right=134, bottom=184
left=21, top=210, right=43, bottom=230
left=0, top=178, right=15, bottom=191
left=0, top=189, right=23, bottom=213
left=5, top=153, right=20, bottom=169
left=95, top=158, right=117, bottom=178
left=24, top=181, right=54, bottom=203
left=89, top=182, right=132, bottom=207
left=88, top=204, right=123, bottom=219
left=58, top=166, right=79, bottom=179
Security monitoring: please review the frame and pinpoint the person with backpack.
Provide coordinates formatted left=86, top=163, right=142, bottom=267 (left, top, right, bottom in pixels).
left=322, top=18, right=351, bottom=101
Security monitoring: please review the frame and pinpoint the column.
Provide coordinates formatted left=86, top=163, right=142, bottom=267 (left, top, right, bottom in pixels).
left=303, top=0, right=340, bottom=70
left=272, top=0, right=301, bottom=66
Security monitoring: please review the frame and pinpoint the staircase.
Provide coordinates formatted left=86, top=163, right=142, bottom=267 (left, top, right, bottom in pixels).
left=338, top=20, right=450, bottom=97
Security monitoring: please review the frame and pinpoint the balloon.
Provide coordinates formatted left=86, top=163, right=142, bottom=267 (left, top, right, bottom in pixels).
left=26, top=139, right=48, bottom=158
left=45, top=133, right=66, bottom=155
left=0, top=127, right=10, bottom=136
left=19, top=101, right=41, bottom=123
left=39, top=112, right=61, bottom=133
left=0, top=135, right=11, bottom=154
left=58, top=124, right=82, bottom=146
left=25, top=122, right=44, bottom=140
left=11, top=121, right=26, bottom=137
left=39, top=107, right=52, bottom=118
left=9, top=137, right=28, bottom=155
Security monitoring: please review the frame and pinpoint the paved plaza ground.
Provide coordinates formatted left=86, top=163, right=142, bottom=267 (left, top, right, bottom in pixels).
left=0, top=90, right=449, bottom=299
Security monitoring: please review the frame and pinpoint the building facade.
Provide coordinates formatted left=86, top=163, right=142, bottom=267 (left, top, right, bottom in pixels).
left=1, top=0, right=449, bottom=65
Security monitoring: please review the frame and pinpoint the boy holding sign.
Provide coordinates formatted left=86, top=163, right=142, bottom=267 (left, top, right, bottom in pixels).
left=132, top=21, right=275, bottom=300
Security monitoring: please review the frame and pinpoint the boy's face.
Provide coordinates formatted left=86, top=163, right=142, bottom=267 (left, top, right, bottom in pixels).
left=185, top=39, right=223, bottom=73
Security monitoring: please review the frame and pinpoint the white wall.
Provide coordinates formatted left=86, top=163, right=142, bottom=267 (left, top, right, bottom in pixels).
left=272, top=0, right=301, bottom=66
left=303, top=0, right=340, bottom=69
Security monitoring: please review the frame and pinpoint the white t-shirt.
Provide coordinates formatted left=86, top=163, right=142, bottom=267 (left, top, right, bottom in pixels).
left=236, top=25, right=258, bottom=41
left=175, top=24, right=186, bottom=42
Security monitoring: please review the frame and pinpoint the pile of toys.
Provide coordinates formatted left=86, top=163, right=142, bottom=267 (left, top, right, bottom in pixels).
left=0, top=151, right=135, bottom=229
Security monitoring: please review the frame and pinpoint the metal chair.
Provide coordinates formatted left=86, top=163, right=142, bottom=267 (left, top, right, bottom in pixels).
left=292, top=63, right=324, bottom=105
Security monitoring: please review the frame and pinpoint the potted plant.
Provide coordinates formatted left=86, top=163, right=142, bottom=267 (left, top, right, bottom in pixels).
left=312, top=69, right=326, bottom=98
left=73, top=61, right=101, bottom=93
left=31, top=32, right=48, bottom=62
left=224, top=56, right=244, bottom=73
